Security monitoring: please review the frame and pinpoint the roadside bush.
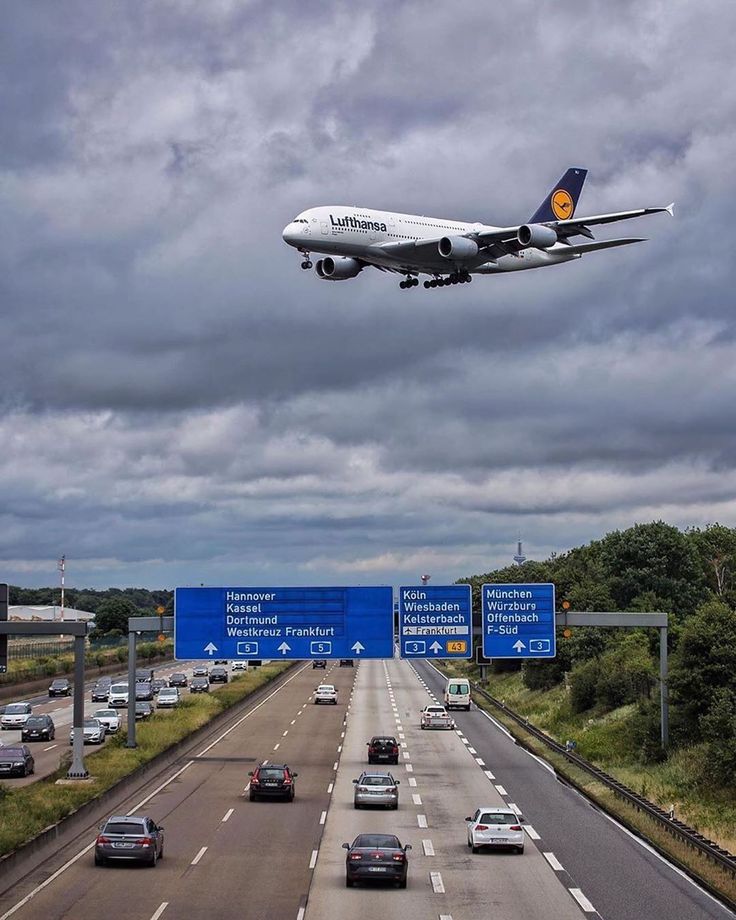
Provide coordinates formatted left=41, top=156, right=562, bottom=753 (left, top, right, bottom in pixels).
left=629, top=699, right=667, bottom=763
left=700, top=688, right=736, bottom=785
left=116, top=647, right=127, bottom=662
left=522, top=658, right=565, bottom=691
left=569, top=659, right=600, bottom=712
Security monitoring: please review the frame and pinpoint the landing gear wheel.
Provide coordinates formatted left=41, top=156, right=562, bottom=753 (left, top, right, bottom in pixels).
left=399, top=280, right=407, bottom=289
left=301, top=260, right=313, bottom=270
left=423, top=280, right=431, bottom=289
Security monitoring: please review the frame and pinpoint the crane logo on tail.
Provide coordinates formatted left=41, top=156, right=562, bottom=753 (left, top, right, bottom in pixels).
left=551, top=189, right=574, bottom=220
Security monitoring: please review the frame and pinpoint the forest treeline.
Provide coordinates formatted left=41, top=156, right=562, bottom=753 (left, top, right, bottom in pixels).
left=460, top=521, right=736, bottom=780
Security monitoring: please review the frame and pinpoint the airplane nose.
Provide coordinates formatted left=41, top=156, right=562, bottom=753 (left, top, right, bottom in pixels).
left=282, top=223, right=298, bottom=245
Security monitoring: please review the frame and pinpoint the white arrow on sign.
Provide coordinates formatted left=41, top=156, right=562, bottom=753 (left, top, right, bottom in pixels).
left=513, top=640, right=526, bottom=653
left=204, top=642, right=218, bottom=656
left=430, top=641, right=442, bottom=654
left=351, top=641, right=365, bottom=654
left=277, top=641, right=291, bottom=655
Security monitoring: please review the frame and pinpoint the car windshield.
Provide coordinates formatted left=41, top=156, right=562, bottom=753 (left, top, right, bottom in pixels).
left=317, top=685, right=334, bottom=691
left=449, top=685, right=466, bottom=694
left=259, top=767, right=285, bottom=779
left=5, top=704, right=29, bottom=714
left=426, top=707, right=445, bottom=713
left=51, top=680, right=67, bottom=686
left=110, top=685, right=127, bottom=692
left=83, top=720, right=100, bottom=728
left=95, top=710, right=115, bottom=718
left=354, top=835, right=400, bottom=849
left=480, top=812, right=517, bottom=824
left=360, top=775, right=393, bottom=785
left=104, top=821, right=145, bottom=836
left=25, top=717, right=47, bottom=726
left=172, top=674, right=185, bottom=679
left=0, top=747, right=25, bottom=756
left=372, top=737, right=395, bottom=745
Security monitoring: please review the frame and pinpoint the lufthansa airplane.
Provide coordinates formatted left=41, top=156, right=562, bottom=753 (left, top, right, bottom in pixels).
left=282, top=168, right=673, bottom=290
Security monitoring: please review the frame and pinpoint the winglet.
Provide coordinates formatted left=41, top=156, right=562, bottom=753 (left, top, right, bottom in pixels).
left=666, top=202, right=675, bottom=217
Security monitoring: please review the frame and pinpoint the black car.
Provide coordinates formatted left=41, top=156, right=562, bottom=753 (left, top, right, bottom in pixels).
left=95, top=814, right=164, bottom=867
left=339, top=659, right=354, bottom=667
left=248, top=763, right=298, bottom=801
left=343, top=834, right=411, bottom=888
left=312, top=659, right=327, bottom=669
left=0, top=744, right=35, bottom=777
left=48, top=678, right=71, bottom=697
left=192, top=665, right=209, bottom=678
left=135, top=682, right=155, bottom=701
left=169, top=672, right=188, bottom=687
left=367, top=736, right=400, bottom=765
left=209, top=666, right=228, bottom=683
left=91, top=678, right=112, bottom=702
left=135, top=669, right=154, bottom=683
left=151, top=679, right=168, bottom=695
left=190, top=677, right=209, bottom=693
left=21, top=714, right=56, bottom=742
left=134, top=701, right=153, bottom=720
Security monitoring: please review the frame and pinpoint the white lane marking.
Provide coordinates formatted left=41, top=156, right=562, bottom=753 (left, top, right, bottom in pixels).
left=43, top=744, right=58, bottom=752
left=337, top=744, right=342, bottom=752
left=191, top=846, right=208, bottom=865
left=327, top=782, right=334, bottom=794
left=422, top=839, right=435, bottom=856
left=494, top=784, right=508, bottom=796
left=319, top=810, right=327, bottom=825
left=525, top=825, right=541, bottom=840
left=290, top=719, right=296, bottom=725
left=569, top=889, right=596, bottom=912
left=430, top=871, right=445, bottom=894
left=221, top=808, right=234, bottom=822
left=283, top=730, right=289, bottom=736
left=544, top=852, right=564, bottom=871
left=484, top=770, right=495, bottom=780
left=507, top=803, right=519, bottom=814
left=341, top=731, right=345, bottom=738
left=455, top=729, right=464, bottom=736
left=408, top=777, right=417, bottom=787
left=439, top=916, right=453, bottom=920
left=244, top=782, right=251, bottom=794
left=468, top=747, right=477, bottom=754
left=149, top=904, right=169, bottom=920
left=398, top=733, right=405, bottom=740
left=417, top=814, right=428, bottom=828
left=475, top=757, right=485, bottom=766
left=273, top=743, right=280, bottom=751
left=333, top=761, right=338, bottom=770
left=309, top=849, right=318, bottom=869
left=405, top=764, right=414, bottom=772
left=403, top=751, right=411, bottom=760
left=412, top=793, right=422, bottom=806
left=461, top=739, right=470, bottom=746
left=296, top=909, right=305, bottom=920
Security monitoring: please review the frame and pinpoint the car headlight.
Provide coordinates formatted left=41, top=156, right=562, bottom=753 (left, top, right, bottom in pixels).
left=13, top=761, right=24, bottom=766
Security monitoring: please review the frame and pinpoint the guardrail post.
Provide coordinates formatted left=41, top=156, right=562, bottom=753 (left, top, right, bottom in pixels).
left=67, top=634, right=89, bottom=778
left=126, top=630, right=137, bottom=748
left=659, top=625, right=669, bottom=749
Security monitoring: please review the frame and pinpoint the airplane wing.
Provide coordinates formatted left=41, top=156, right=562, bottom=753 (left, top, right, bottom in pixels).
left=555, top=237, right=646, bottom=255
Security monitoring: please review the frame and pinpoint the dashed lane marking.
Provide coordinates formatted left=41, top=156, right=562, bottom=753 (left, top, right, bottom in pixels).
left=43, top=744, right=58, bottom=752
left=327, top=782, right=334, bottom=793
left=406, top=764, right=414, bottom=772
left=412, top=794, right=422, bottom=805
left=475, top=758, right=485, bottom=766
left=430, top=871, right=445, bottom=894
left=273, top=743, right=280, bottom=751
left=544, top=852, right=564, bottom=871
left=149, top=904, right=169, bottom=920
left=484, top=770, right=495, bottom=780
left=333, top=761, right=338, bottom=770
left=422, top=839, right=435, bottom=856
left=221, top=808, right=234, bottom=822
left=319, top=810, right=327, bottom=825
left=309, top=849, right=318, bottom=869
left=408, top=777, right=417, bottom=787
left=418, top=814, right=428, bottom=828
left=191, top=846, right=208, bottom=865
left=525, top=825, right=541, bottom=840
left=494, top=784, right=507, bottom=796
left=468, top=747, right=477, bottom=754
left=569, top=889, right=596, bottom=913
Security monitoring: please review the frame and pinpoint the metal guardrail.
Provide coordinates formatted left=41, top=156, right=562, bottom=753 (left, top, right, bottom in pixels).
left=470, top=681, right=736, bottom=881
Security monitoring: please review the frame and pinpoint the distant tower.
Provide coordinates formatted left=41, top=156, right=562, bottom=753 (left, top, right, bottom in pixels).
left=513, top=540, right=526, bottom=566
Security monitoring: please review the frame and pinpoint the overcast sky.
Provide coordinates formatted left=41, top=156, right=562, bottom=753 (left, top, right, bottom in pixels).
left=2, top=1, right=734, bottom=591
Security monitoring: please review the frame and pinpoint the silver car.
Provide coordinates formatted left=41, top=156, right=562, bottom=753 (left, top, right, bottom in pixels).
left=93, top=709, right=120, bottom=733
left=353, top=771, right=400, bottom=809
left=420, top=704, right=455, bottom=730
left=69, top=718, right=105, bottom=745
left=466, top=806, right=525, bottom=854
left=156, top=687, right=180, bottom=708
left=95, top=814, right=164, bottom=867
left=1, top=702, right=33, bottom=729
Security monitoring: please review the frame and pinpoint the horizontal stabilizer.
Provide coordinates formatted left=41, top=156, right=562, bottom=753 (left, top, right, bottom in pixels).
left=560, top=237, right=646, bottom=255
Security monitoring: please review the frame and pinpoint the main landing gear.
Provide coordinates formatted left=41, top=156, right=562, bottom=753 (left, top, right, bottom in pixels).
left=423, top=272, right=472, bottom=288
left=299, top=251, right=313, bottom=270
left=399, top=276, right=420, bottom=290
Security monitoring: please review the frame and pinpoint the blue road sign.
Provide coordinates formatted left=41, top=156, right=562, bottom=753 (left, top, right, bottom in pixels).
left=482, top=583, right=556, bottom=659
left=174, top=586, right=394, bottom=661
left=398, top=585, right=472, bottom=659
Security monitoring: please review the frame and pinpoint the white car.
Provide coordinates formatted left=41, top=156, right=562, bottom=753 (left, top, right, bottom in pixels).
left=314, top=684, right=337, bottom=705
left=232, top=661, right=248, bottom=671
left=108, top=683, right=130, bottom=708
left=69, top=718, right=106, bottom=745
left=93, top=709, right=120, bottom=733
left=157, top=687, right=180, bottom=708
left=1, top=702, right=33, bottom=729
left=466, top=807, right=525, bottom=854
left=420, top=705, right=455, bottom=730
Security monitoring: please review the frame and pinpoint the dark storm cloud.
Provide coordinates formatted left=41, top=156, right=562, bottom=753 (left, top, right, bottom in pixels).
left=2, top=0, right=736, bottom=588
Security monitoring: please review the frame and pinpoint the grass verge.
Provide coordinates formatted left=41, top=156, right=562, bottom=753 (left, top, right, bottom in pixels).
left=0, top=662, right=291, bottom=857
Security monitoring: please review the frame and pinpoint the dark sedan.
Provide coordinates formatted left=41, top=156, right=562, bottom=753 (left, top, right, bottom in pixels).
left=367, top=736, right=400, bottom=765
left=342, top=834, right=411, bottom=888
left=135, top=701, right=154, bottom=720
left=169, top=672, right=188, bottom=687
left=209, top=666, right=228, bottom=683
left=48, top=678, right=71, bottom=697
left=95, top=814, right=164, bottom=867
left=189, top=677, right=209, bottom=693
left=135, top=682, right=155, bottom=701
left=21, top=714, right=56, bottom=742
left=0, top=745, right=35, bottom=777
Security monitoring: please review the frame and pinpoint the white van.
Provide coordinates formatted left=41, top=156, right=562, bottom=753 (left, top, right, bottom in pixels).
left=108, top=683, right=129, bottom=708
left=444, top=677, right=471, bottom=711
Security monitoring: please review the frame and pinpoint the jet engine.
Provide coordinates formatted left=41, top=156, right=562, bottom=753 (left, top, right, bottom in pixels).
left=315, top=256, right=362, bottom=280
left=438, top=236, right=479, bottom=260
left=517, top=224, right=559, bottom=249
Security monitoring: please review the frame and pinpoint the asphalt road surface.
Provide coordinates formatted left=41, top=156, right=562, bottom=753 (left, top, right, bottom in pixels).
left=0, top=657, right=732, bottom=920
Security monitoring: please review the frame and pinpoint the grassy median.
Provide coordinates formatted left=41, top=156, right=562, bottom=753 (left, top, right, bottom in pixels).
left=0, top=662, right=292, bottom=857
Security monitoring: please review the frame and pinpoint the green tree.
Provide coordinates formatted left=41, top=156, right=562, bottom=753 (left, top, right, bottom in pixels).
left=669, top=600, right=736, bottom=739
left=700, top=688, right=736, bottom=784
left=687, top=523, right=736, bottom=606
left=91, top=597, right=140, bottom=636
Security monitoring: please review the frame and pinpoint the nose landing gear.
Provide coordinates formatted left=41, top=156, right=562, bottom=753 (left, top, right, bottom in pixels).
left=299, top=251, right=313, bottom=270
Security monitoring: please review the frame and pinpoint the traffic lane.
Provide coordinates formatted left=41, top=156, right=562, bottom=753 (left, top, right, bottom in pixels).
left=157, top=662, right=358, bottom=920
left=0, top=663, right=203, bottom=788
left=387, top=657, right=584, bottom=920
left=0, top=662, right=345, bottom=920
left=306, top=659, right=582, bottom=920
left=416, top=660, right=733, bottom=920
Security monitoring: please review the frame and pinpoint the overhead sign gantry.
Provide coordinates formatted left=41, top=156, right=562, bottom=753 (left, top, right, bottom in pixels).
left=398, top=584, right=472, bottom=658
left=482, top=582, right=556, bottom=659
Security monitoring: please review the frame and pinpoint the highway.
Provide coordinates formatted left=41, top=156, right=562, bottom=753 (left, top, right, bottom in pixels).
left=0, top=660, right=199, bottom=787
left=0, top=657, right=733, bottom=920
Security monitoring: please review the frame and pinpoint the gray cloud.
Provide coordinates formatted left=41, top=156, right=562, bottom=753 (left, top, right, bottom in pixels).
left=2, top=0, right=736, bottom=589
